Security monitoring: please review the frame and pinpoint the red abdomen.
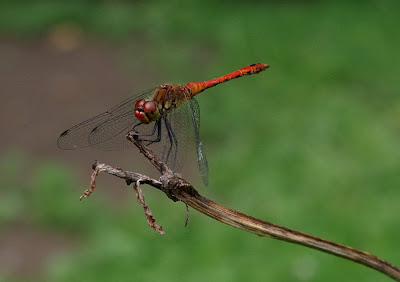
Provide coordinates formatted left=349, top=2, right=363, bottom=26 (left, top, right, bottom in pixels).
left=185, top=63, right=269, bottom=97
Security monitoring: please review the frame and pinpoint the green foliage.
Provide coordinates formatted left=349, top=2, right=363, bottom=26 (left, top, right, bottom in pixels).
left=1, top=0, right=399, bottom=281
left=29, top=163, right=102, bottom=230
left=0, top=150, right=26, bottom=225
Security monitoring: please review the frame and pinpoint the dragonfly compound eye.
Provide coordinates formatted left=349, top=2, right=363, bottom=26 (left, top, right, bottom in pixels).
left=135, top=99, right=146, bottom=110
left=143, top=101, right=156, bottom=112
left=143, top=101, right=160, bottom=122
left=134, top=109, right=149, bottom=123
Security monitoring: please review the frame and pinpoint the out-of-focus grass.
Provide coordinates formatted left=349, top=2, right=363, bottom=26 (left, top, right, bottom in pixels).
left=0, top=151, right=26, bottom=225
left=1, top=0, right=400, bottom=281
left=0, top=150, right=103, bottom=231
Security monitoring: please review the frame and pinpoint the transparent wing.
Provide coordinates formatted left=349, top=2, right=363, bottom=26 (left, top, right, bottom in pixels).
left=88, top=111, right=139, bottom=150
left=155, top=96, right=209, bottom=186
left=57, top=88, right=156, bottom=150
left=187, top=98, right=209, bottom=186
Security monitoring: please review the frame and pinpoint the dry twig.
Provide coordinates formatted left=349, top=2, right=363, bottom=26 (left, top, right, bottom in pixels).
left=78, top=131, right=400, bottom=280
left=133, top=179, right=164, bottom=235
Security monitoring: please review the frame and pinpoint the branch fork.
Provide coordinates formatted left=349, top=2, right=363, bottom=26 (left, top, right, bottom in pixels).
left=77, top=131, right=400, bottom=280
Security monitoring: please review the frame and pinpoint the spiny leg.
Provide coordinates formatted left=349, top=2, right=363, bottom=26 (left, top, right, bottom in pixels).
left=163, top=117, right=173, bottom=165
left=145, top=119, right=162, bottom=146
left=164, top=115, right=178, bottom=169
left=133, top=120, right=162, bottom=145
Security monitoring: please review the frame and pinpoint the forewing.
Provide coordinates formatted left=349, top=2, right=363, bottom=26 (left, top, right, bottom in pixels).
left=57, top=88, right=156, bottom=150
left=88, top=111, right=139, bottom=150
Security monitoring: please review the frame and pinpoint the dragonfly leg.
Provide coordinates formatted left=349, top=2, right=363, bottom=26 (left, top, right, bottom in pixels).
left=164, top=116, right=178, bottom=169
left=133, top=122, right=142, bottom=130
left=134, top=120, right=162, bottom=144
left=146, top=120, right=162, bottom=146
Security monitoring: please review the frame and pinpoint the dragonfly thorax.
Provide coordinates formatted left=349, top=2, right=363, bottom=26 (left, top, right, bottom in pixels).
left=134, top=99, right=160, bottom=124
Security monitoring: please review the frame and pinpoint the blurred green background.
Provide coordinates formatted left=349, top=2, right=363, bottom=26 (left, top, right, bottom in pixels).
left=1, top=0, right=399, bottom=281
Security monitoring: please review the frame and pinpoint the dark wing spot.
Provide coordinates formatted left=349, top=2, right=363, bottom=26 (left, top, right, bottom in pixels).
left=59, top=129, right=70, bottom=137
left=91, top=125, right=100, bottom=134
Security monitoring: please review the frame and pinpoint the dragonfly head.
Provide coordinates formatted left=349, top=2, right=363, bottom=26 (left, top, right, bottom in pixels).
left=134, top=99, right=160, bottom=124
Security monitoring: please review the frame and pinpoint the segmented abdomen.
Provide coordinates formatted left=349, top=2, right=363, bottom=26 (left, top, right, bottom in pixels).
left=185, top=63, right=269, bottom=97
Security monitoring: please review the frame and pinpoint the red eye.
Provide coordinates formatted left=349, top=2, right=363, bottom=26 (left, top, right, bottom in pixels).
left=143, top=101, right=156, bottom=113
left=135, top=99, right=145, bottom=109
left=135, top=109, right=146, bottom=120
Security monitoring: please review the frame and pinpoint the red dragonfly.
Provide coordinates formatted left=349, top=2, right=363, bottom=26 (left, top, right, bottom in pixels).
left=58, top=63, right=270, bottom=185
